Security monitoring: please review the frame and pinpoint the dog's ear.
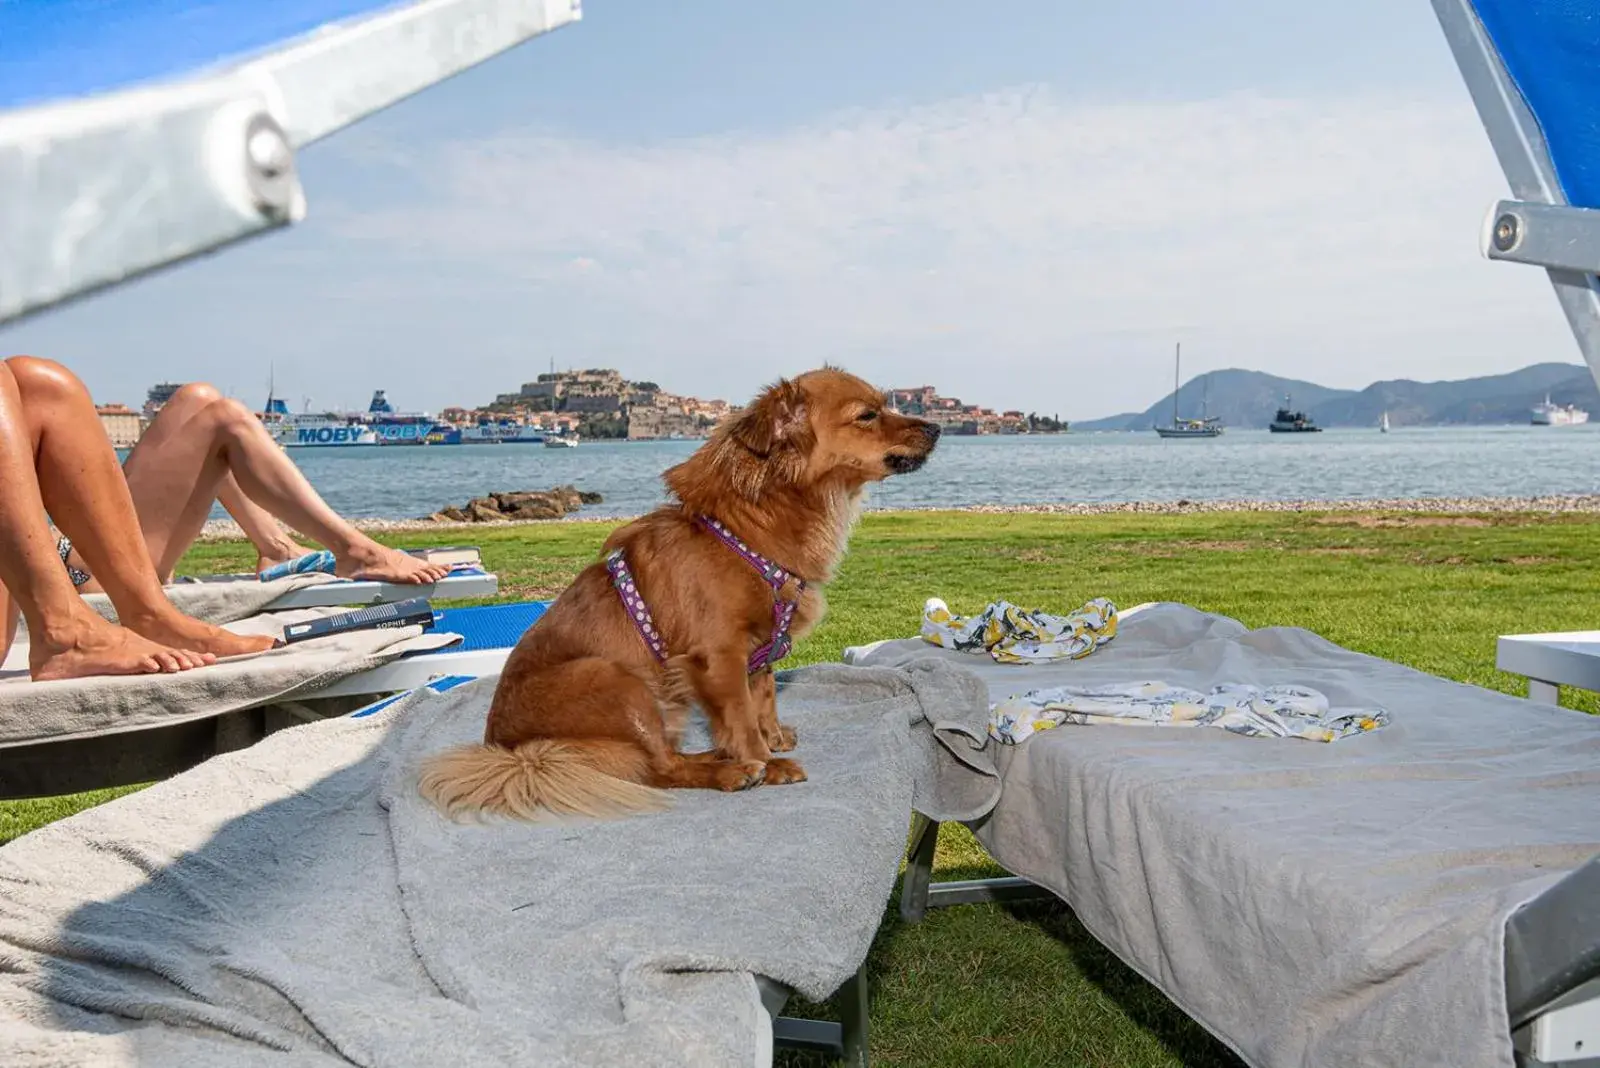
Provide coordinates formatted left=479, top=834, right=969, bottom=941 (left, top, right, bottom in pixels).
left=664, top=377, right=812, bottom=506
left=729, top=378, right=809, bottom=458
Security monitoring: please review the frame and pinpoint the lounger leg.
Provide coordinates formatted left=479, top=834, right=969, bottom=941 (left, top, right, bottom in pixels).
left=767, top=961, right=871, bottom=1066
left=1527, top=678, right=1561, bottom=705
left=899, top=813, right=940, bottom=923
left=901, top=811, right=1053, bottom=919
left=838, top=963, right=870, bottom=1068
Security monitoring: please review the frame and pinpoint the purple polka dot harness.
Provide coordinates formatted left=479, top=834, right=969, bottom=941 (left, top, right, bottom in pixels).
left=605, top=516, right=806, bottom=674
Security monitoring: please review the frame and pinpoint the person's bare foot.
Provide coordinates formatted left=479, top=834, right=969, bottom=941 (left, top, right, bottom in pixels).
left=254, top=538, right=305, bottom=577
left=30, top=609, right=211, bottom=681
left=335, top=540, right=450, bottom=585
left=254, top=552, right=295, bottom=576
left=123, top=608, right=278, bottom=660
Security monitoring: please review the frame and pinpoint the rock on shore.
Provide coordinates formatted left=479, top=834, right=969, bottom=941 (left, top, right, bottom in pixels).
left=420, top=485, right=604, bottom=523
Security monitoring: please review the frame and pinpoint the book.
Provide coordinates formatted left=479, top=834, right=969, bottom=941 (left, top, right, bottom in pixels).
left=281, top=597, right=437, bottom=645
left=404, top=546, right=482, bottom=568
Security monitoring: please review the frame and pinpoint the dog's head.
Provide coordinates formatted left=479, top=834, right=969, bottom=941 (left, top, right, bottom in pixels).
left=665, top=366, right=940, bottom=505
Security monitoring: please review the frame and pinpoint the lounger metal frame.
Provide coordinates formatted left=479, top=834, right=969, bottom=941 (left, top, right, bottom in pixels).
left=899, top=806, right=1600, bottom=1066
left=0, top=0, right=581, bottom=326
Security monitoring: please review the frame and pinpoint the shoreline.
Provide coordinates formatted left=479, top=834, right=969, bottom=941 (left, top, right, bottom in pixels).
left=192, top=493, right=1600, bottom=542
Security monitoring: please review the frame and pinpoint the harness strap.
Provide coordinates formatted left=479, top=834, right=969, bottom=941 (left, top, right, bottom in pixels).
left=605, top=548, right=668, bottom=662
left=604, top=520, right=806, bottom=674
left=697, top=516, right=805, bottom=673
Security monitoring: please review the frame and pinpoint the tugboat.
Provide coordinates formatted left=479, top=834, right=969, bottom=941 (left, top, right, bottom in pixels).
left=1268, top=395, right=1321, bottom=433
left=1153, top=344, right=1224, bottom=439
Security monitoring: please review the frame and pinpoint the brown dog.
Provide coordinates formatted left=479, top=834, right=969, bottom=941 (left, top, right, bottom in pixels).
left=418, top=367, right=940, bottom=821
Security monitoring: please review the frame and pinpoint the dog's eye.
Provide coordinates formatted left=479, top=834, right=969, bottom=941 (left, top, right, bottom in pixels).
left=856, top=409, right=879, bottom=424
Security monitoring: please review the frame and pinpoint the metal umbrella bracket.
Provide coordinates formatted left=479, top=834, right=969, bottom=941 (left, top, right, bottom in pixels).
left=0, top=0, right=582, bottom=326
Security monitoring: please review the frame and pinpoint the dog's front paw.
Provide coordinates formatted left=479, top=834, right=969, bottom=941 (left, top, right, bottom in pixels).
left=714, top=760, right=768, bottom=791
left=761, top=758, right=807, bottom=785
left=766, top=723, right=798, bottom=752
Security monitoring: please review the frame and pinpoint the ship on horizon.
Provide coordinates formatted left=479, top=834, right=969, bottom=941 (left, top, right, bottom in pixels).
left=1531, top=394, right=1590, bottom=426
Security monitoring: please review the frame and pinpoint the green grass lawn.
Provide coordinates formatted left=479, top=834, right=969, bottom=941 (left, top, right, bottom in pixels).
left=5, top=508, right=1598, bottom=1066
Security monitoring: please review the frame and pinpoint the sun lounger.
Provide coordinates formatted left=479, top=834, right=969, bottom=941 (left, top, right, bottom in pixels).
left=55, top=569, right=502, bottom=634
left=0, top=654, right=1001, bottom=1067
left=0, top=602, right=460, bottom=799
left=846, top=602, right=1600, bottom=1068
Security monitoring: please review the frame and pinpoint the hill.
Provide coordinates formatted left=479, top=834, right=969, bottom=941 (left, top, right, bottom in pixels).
left=1075, top=362, right=1596, bottom=430
left=1074, top=369, right=1354, bottom=432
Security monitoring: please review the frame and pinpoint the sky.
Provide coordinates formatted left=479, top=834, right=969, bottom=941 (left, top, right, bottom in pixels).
left=0, top=0, right=1581, bottom=421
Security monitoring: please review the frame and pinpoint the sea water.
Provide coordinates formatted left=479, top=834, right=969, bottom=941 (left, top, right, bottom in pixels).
left=258, top=425, right=1600, bottom=520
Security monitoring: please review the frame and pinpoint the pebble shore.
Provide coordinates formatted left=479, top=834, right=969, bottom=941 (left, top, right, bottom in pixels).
left=191, top=494, right=1600, bottom=542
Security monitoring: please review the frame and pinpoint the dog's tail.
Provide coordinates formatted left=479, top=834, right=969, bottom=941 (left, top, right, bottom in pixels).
left=417, top=739, right=670, bottom=821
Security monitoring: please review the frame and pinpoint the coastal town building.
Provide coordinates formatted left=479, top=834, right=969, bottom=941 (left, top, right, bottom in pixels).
left=480, top=368, right=733, bottom=440
left=143, top=382, right=183, bottom=417
left=889, top=385, right=1028, bottom=434
left=96, top=404, right=143, bottom=448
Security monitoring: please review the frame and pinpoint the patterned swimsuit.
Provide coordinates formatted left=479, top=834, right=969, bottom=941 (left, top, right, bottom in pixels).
left=57, top=536, right=92, bottom=588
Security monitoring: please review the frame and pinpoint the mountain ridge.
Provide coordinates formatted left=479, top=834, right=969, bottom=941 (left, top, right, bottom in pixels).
left=1073, top=362, right=1597, bottom=431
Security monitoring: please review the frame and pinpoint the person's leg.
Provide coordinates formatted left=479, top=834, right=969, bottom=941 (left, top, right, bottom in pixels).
left=0, top=362, right=209, bottom=679
left=3, top=357, right=274, bottom=660
left=110, top=382, right=447, bottom=584
left=215, top=473, right=303, bottom=575
left=98, top=383, right=302, bottom=585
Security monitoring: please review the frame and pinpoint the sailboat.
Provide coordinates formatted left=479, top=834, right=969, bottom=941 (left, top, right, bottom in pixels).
left=1380, top=411, right=1390, bottom=433
left=1153, top=343, right=1224, bottom=438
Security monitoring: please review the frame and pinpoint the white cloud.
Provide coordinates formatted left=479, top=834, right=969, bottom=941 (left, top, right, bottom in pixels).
left=325, top=85, right=1574, bottom=418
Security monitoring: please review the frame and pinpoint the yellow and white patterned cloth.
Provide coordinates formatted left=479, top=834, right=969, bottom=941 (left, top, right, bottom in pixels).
left=921, top=597, right=1118, bottom=664
left=989, top=682, right=1389, bottom=745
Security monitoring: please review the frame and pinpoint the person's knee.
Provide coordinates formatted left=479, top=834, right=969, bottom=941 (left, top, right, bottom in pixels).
left=5, top=356, right=88, bottom=405
left=170, top=382, right=223, bottom=407
left=204, top=395, right=262, bottom=443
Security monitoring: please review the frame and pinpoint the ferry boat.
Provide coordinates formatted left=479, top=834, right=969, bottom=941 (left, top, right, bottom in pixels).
left=459, top=421, right=549, bottom=444
left=1531, top=394, right=1590, bottom=426
left=1269, top=395, right=1322, bottom=433
left=364, top=390, right=447, bottom=445
left=260, top=388, right=448, bottom=447
left=261, top=397, right=380, bottom=448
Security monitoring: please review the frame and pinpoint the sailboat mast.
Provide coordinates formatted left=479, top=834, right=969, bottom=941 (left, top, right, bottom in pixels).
left=1173, top=343, right=1180, bottom=424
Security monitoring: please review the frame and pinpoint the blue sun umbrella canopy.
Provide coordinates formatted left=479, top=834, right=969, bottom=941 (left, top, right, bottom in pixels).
left=0, top=0, right=581, bottom=325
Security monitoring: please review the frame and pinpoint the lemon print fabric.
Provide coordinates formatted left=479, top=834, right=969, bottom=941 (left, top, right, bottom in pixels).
left=921, top=596, right=1118, bottom=664
left=989, top=682, right=1389, bottom=745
